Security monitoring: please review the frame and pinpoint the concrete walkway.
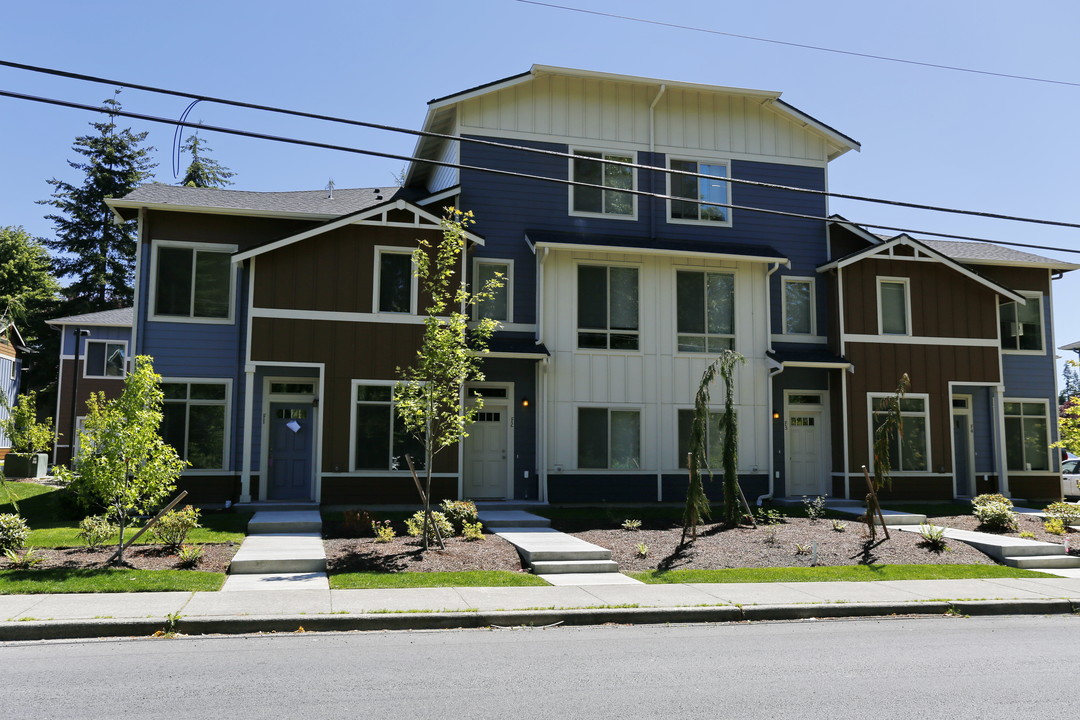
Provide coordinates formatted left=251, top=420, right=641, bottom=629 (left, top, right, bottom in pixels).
left=223, top=510, right=329, bottom=591
left=4, top=575, right=1080, bottom=641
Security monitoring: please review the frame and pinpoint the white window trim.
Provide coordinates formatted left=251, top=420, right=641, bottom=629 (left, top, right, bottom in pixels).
left=472, top=257, right=514, bottom=323
left=349, top=379, right=418, bottom=473
left=161, top=377, right=232, bottom=474
left=568, top=147, right=638, bottom=221
left=1000, top=292, right=1045, bottom=355
left=149, top=240, right=238, bottom=325
left=576, top=260, right=642, bottom=353
left=82, top=339, right=128, bottom=380
left=665, top=157, right=733, bottom=228
left=575, top=405, right=643, bottom=471
left=781, top=276, right=817, bottom=336
left=674, top=269, right=736, bottom=355
left=372, top=246, right=419, bottom=316
left=876, top=276, right=912, bottom=336
left=1003, top=397, right=1052, bottom=474
left=866, top=392, right=931, bottom=474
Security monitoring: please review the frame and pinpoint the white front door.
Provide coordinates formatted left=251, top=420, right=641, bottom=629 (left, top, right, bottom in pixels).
left=787, top=411, right=823, bottom=496
left=463, top=403, right=509, bottom=498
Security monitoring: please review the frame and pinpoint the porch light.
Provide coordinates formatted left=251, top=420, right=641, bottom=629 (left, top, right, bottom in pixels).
left=522, top=397, right=530, bottom=408
left=772, top=412, right=780, bottom=420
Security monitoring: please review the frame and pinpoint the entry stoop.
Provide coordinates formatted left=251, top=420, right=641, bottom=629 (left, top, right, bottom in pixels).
left=223, top=510, right=329, bottom=591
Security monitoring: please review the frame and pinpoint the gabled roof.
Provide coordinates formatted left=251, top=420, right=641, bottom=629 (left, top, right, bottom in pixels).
left=233, top=197, right=484, bottom=262
left=818, top=234, right=1027, bottom=303
left=526, top=229, right=788, bottom=265
left=46, top=307, right=134, bottom=327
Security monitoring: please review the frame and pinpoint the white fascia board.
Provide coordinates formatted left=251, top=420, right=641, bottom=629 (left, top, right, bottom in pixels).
left=417, top=186, right=461, bottom=206
left=780, top=360, right=852, bottom=369
left=766, top=99, right=861, bottom=158
left=405, top=106, right=443, bottom=187
left=532, top=241, right=788, bottom=266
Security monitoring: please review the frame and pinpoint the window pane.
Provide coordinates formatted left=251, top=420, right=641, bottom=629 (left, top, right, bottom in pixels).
left=785, top=281, right=812, bottom=334
left=678, top=335, right=706, bottom=353
left=155, top=246, right=193, bottom=316
left=880, top=281, right=907, bottom=334
left=193, top=251, right=230, bottom=318
left=187, top=404, right=225, bottom=469
left=190, top=384, right=227, bottom=400
left=608, top=267, right=638, bottom=331
left=706, top=273, right=734, bottom=335
left=900, top=416, right=927, bottom=471
left=1016, top=298, right=1042, bottom=350
left=610, top=411, right=640, bottom=469
left=706, top=336, right=734, bottom=352
left=898, top=398, right=924, bottom=412
left=578, top=266, right=608, bottom=330
left=1004, top=417, right=1024, bottom=471
left=161, top=383, right=188, bottom=400
left=707, top=412, right=724, bottom=464
left=578, top=332, right=609, bottom=349
left=477, top=262, right=508, bottom=321
left=1024, top=417, right=1048, bottom=470
left=578, top=408, right=608, bottom=468
left=670, top=159, right=698, bottom=219
left=609, top=333, right=639, bottom=351
left=86, top=342, right=105, bottom=376
left=104, top=344, right=125, bottom=377
left=355, top=404, right=390, bottom=469
left=697, top=163, right=728, bottom=222
left=677, top=409, right=692, bottom=469
left=393, top=413, right=425, bottom=470
left=160, top=403, right=187, bottom=458
left=573, top=153, right=603, bottom=213
left=379, top=253, right=413, bottom=313
left=676, top=271, right=705, bottom=334
left=356, top=385, right=392, bottom=402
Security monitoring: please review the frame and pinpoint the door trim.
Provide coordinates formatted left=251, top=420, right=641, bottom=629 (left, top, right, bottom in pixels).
left=260, top=376, right=319, bottom=502
left=950, top=394, right=975, bottom=498
left=462, top=382, right=514, bottom=500
left=784, top=389, right=831, bottom=497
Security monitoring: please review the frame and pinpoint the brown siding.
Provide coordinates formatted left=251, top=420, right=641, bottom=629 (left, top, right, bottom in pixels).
left=55, top=359, right=127, bottom=466
left=322, top=476, right=456, bottom=506
left=1010, top=475, right=1060, bottom=503
left=829, top=225, right=874, bottom=259
left=842, top=258, right=999, bottom=338
left=145, top=211, right=316, bottom=251
left=973, top=266, right=1050, bottom=294
left=177, top=475, right=241, bottom=506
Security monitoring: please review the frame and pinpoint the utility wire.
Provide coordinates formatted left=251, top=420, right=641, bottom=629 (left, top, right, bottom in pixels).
left=516, top=1, right=1080, bottom=89
left=1, top=86, right=1078, bottom=257
left=3, top=58, right=1080, bottom=231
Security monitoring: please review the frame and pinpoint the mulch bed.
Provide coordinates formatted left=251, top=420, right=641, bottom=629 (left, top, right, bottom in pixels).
left=325, top=533, right=527, bottom=573
left=562, top=517, right=997, bottom=573
left=0, top=543, right=239, bottom=573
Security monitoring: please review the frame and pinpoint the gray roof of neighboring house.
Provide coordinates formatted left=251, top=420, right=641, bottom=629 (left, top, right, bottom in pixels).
left=47, top=307, right=133, bottom=327
left=110, top=183, right=422, bottom=217
left=865, top=232, right=1078, bottom=270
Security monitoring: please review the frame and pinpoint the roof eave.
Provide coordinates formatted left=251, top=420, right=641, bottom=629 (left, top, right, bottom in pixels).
left=531, top=240, right=788, bottom=265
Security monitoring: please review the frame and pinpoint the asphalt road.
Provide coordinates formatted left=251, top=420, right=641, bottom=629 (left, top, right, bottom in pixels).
left=4, top=615, right=1076, bottom=719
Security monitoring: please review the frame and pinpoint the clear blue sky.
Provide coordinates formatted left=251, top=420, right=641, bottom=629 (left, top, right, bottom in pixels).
left=3, top=0, right=1079, bottom=376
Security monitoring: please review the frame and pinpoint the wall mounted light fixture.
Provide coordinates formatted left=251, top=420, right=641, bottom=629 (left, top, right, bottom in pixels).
left=521, top=397, right=530, bottom=408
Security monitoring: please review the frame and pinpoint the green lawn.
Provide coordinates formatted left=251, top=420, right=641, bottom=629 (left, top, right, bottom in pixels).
left=0, top=568, right=225, bottom=594
left=631, top=564, right=1049, bottom=584
left=329, top=571, right=550, bottom=589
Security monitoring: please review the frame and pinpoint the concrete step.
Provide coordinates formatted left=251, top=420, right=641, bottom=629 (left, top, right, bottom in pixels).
left=493, top=528, right=611, bottom=563
left=248, top=510, right=323, bottom=534
left=529, top=559, right=621, bottom=574
left=825, top=502, right=927, bottom=526
left=477, top=510, right=551, bottom=528
left=229, top=533, right=326, bottom=574
left=1003, top=554, right=1080, bottom=570
left=222, top=572, right=330, bottom=591
left=539, top=573, right=644, bottom=586
left=236, top=502, right=320, bottom=513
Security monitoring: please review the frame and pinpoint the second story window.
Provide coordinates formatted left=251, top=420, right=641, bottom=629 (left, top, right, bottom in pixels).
left=1000, top=294, right=1043, bottom=352
left=571, top=150, right=634, bottom=217
left=153, top=242, right=234, bottom=322
left=669, top=159, right=730, bottom=224
left=877, top=277, right=911, bottom=336
left=578, top=265, right=639, bottom=350
left=84, top=340, right=126, bottom=379
left=474, top=259, right=511, bottom=322
left=782, top=277, right=815, bottom=336
left=376, top=249, right=416, bottom=314
left=677, top=270, right=734, bottom=352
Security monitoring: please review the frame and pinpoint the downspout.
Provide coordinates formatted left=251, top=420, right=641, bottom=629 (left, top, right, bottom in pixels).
left=648, top=84, right=666, bottom=240
left=759, top=360, right=784, bottom=505
left=766, top=262, right=782, bottom=354
left=130, top=207, right=145, bottom=358
left=537, top=247, right=549, bottom=502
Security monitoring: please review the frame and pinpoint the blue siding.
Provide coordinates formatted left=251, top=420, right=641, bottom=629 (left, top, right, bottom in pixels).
left=60, top=325, right=131, bottom=355
left=771, top=368, right=832, bottom=498
left=955, top=385, right=994, bottom=474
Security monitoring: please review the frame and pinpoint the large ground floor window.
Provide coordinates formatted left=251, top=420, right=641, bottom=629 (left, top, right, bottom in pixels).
left=869, top=393, right=929, bottom=472
left=353, top=382, right=424, bottom=471
left=1004, top=400, right=1049, bottom=471
left=161, top=381, right=228, bottom=470
left=578, top=407, right=640, bottom=469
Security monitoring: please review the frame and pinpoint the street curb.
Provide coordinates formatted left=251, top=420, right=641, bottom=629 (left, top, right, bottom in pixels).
left=2, top=598, right=1077, bottom=641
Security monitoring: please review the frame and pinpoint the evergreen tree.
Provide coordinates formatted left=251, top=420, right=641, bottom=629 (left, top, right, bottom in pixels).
left=41, top=91, right=156, bottom=311
left=1062, top=363, right=1080, bottom=404
left=180, top=132, right=235, bottom=188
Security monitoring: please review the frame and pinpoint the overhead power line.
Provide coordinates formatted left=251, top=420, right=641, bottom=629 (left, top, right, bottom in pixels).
left=516, top=1, right=1080, bottom=89
left=3, top=58, right=1080, bottom=231
left=0, top=86, right=1078, bottom=257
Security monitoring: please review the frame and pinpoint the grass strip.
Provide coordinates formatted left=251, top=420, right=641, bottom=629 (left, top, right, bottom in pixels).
left=24, top=512, right=250, bottom=548
left=630, top=564, right=1050, bottom=584
left=330, top=571, right=550, bottom=589
left=0, top=568, right=225, bottom=594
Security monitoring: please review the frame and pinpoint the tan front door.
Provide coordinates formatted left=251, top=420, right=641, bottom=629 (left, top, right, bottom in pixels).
left=463, top=403, right=509, bottom=498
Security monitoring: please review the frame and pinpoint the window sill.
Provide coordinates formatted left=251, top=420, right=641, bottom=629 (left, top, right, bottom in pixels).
left=568, top=210, right=637, bottom=221
left=149, top=314, right=234, bottom=325
left=667, top=217, right=732, bottom=228
left=1002, top=349, right=1047, bottom=356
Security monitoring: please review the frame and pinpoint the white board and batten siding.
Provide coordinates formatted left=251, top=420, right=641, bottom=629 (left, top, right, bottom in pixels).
left=456, top=75, right=832, bottom=165
left=541, top=248, right=771, bottom=474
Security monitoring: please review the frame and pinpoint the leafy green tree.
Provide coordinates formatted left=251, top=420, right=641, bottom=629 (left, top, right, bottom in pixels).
left=41, top=91, right=156, bottom=311
left=180, top=132, right=235, bottom=188
left=59, top=356, right=186, bottom=563
left=0, top=391, right=53, bottom=456
left=0, top=226, right=59, bottom=333
left=395, top=209, right=501, bottom=550
left=1054, top=360, right=1080, bottom=457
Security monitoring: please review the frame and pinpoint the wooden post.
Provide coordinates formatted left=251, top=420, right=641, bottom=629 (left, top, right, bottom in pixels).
left=861, top=465, right=890, bottom=541
left=737, top=480, right=757, bottom=528
left=107, top=490, right=189, bottom=564
left=405, top=454, right=444, bottom=549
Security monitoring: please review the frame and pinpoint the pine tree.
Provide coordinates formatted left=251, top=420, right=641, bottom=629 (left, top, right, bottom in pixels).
left=180, top=132, right=235, bottom=188
left=40, top=91, right=156, bottom=311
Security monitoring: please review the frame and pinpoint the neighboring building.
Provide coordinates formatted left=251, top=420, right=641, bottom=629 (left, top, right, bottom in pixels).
left=0, top=321, right=27, bottom=461
left=47, top=65, right=1075, bottom=506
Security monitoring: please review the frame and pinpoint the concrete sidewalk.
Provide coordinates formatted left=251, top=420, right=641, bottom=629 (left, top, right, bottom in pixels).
left=3, top=575, right=1080, bottom=641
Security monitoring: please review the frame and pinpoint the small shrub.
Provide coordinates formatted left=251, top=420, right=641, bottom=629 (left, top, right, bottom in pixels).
left=831, top=518, right=847, bottom=533
left=762, top=528, right=779, bottom=546
left=0, top=513, right=30, bottom=553
left=794, top=543, right=812, bottom=556
left=754, top=507, right=787, bottom=526
left=636, top=542, right=649, bottom=558
left=405, top=511, right=453, bottom=543
left=621, top=518, right=642, bottom=531
left=1045, top=518, right=1067, bottom=536
left=973, top=493, right=1012, bottom=509
left=1043, top=502, right=1080, bottom=525
left=917, top=523, right=949, bottom=553
left=802, top=495, right=827, bottom=523
left=78, top=515, right=117, bottom=548
left=177, top=544, right=204, bottom=568
left=1019, top=530, right=1036, bottom=539
left=343, top=510, right=378, bottom=537
left=372, top=520, right=396, bottom=543
left=4, top=547, right=44, bottom=569
left=150, top=506, right=201, bottom=550
left=462, top=521, right=484, bottom=541
left=440, top=499, right=478, bottom=534
left=973, top=502, right=1017, bottom=532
